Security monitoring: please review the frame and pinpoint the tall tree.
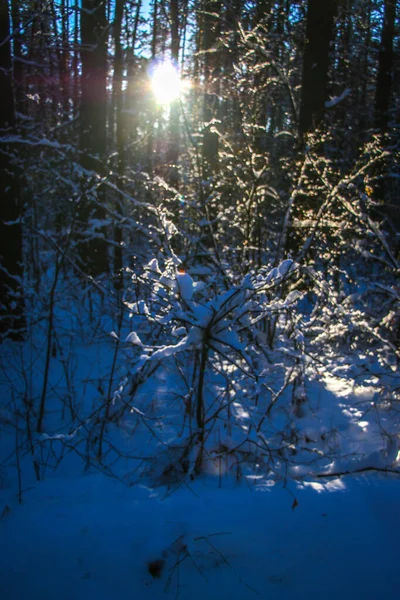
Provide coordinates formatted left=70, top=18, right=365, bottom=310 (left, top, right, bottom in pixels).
left=112, top=0, right=124, bottom=287
left=375, top=0, right=397, bottom=131
left=200, top=0, right=222, bottom=177
left=146, top=0, right=159, bottom=174
left=251, top=0, right=274, bottom=154
left=72, top=0, right=80, bottom=118
left=355, top=0, right=374, bottom=136
left=10, top=0, right=24, bottom=115
left=373, top=0, right=398, bottom=233
left=166, top=0, right=180, bottom=183
left=78, top=0, right=109, bottom=275
left=0, top=0, right=25, bottom=339
left=299, top=0, right=338, bottom=136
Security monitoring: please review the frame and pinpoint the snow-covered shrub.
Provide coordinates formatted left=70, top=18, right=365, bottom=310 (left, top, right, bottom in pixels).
left=116, top=252, right=308, bottom=482
left=103, top=234, right=400, bottom=489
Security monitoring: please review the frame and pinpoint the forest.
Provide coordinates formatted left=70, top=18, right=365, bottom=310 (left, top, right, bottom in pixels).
left=1, top=1, right=400, bottom=598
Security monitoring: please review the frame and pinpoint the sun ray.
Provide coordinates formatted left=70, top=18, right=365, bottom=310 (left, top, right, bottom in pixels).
left=151, top=61, right=181, bottom=105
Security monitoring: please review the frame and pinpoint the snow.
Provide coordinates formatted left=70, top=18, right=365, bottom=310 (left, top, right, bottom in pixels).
left=325, top=88, right=351, bottom=108
left=148, top=258, right=160, bottom=273
left=278, top=258, right=296, bottom=277
left=125, top=331, right=143, bottom=346
left=1, top=261, right=400, bottom=600
left=1, top=472, right=399, bottom=600
left=176, top=272, right=194, bottom=301
left=1, top=361, right=399, bottom=598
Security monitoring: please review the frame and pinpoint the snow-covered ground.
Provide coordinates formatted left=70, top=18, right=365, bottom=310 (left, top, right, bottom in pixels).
left=1, top=262, right=400, bottom=599
left=1, top=470, right=399, bottom=600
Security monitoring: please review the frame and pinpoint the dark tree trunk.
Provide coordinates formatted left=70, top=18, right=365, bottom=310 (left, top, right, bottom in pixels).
left=112, top=0, right=124, bottom=288
left=146, top=0, right=158, bottom=174
left=201, top=0, right=222, bottom=178
left=374, top=0, right=398, bottom=232
left=125, top=0, right=141, bottom=143
left=80, top=0, right=108, bottom=168
left=167, top=0, right=180, bottom=184
left=151, top=0, right=158, bottom=59
left=299, top=0, right=338, bottom=136
left=72, top=0, right=80, bottom=118
left=0, top=0, right=25, bottom=339
left=61, top=0, right=71, bottom=120
left=220, top=0, right=242, bottom=137
left=358, top=0, right=372, bottom=135
left=10, top=0, right=24, bottom=115
left=78, top=0, right=109, bottom=276
left=375, top=0, right=396, bottom=131
left=251, top=0, right=273, bottom=153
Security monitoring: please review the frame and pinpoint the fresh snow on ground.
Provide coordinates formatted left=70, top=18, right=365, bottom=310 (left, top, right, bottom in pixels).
left=1, top=471, right=399, bottom=600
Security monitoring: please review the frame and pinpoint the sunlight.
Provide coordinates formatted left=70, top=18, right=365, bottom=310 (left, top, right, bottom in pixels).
left=151, top=61, right=181, bottom=105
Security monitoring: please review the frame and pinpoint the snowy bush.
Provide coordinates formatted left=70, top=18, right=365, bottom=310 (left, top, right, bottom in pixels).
left=113, top=253, right=318, bottom=481
left=90, top=237, right=400, bottom=489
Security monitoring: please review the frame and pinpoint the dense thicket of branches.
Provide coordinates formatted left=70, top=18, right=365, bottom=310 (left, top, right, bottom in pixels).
left=0, top=1, right=398, bottom=292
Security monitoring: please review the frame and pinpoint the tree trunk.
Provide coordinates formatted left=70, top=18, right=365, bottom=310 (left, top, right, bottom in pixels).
left=78, top=0, right=109, bottom=276
left=11, top=0, right=24, bottom=115
left=374, top=0, right=398, bottom=233
left=299, top=0, right=338, bottom=136
left=0, top=0, right=25, bottom=339
left=146, top=0, right=158, bottom=174
left=167, top=0, right=180, bottom=185
left=125, top=0, right=142, bottom=144
left=72, top=0, right=80, bottom=118
left=112, top=0, right=124, bottom=288
left=375, top=0, right=396, bottom=131
left=201, top=0, right=222, bottom=178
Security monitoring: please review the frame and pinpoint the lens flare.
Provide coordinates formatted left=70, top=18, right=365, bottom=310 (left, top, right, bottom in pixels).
left=151, top=61, right=181, bottom=104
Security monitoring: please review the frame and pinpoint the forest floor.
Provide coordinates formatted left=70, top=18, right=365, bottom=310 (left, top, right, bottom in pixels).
left=1, top=467, right=399, bottom=600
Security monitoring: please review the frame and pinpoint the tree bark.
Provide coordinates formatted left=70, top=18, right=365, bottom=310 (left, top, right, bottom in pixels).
left=375, top=0, right=396, bottom=131
left=167, top=0, right=180, bottom=184
left=299, top=0, right=338, bottom=136
left=0, top=0, right=25, bottom=339
left=78, top=0, right=109, bottom=276
left=112, top=0, right=124, bottom=288
left=201, top=0, right=222, bottom=177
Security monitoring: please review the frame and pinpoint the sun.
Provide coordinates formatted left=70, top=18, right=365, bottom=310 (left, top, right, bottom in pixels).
left=151, top=61, right=181, bottom=105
